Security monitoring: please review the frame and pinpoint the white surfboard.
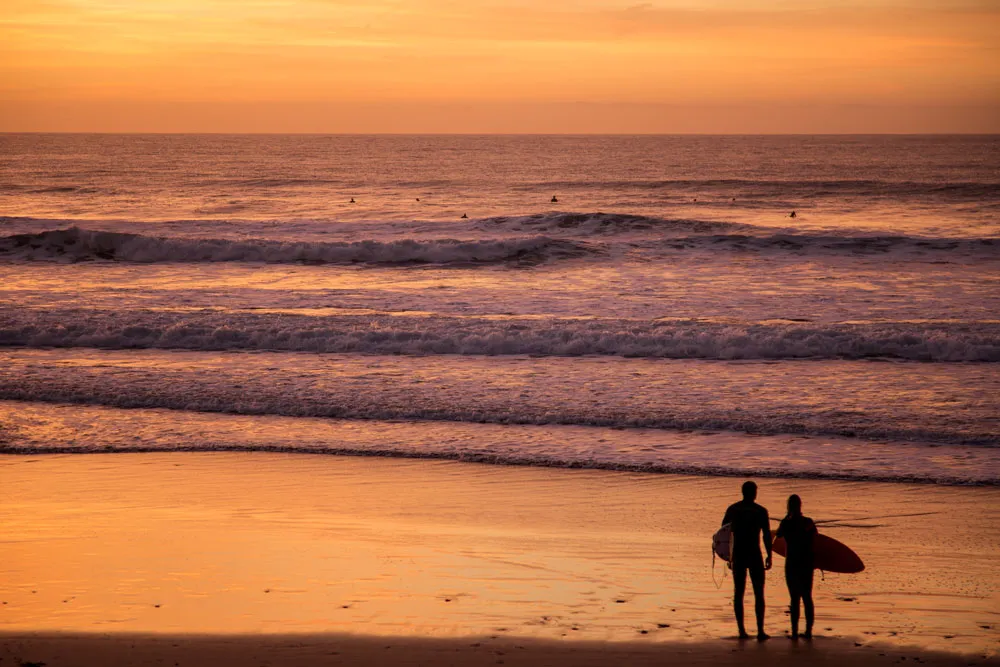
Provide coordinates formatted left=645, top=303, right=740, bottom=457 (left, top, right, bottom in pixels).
left=713, top=523, right=733, bottom=563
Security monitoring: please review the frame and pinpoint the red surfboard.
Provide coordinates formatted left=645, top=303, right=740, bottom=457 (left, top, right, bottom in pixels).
left=773, top=533, right=864, bottom=573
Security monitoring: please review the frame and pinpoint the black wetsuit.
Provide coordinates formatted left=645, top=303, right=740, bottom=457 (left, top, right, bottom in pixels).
left=776, top=514, right=817, bottom=637
left=722, top=500, right=771, bottom=635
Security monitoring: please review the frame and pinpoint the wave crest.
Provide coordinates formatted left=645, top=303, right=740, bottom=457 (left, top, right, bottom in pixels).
left=2, top=308, right=998, bottom=362
left=478, top=211, right=744, bottom=235
left=654, top=233, right=1000, bottom=256
left=0, top=227, right=593, bottom=265
left=475, top=213, right=1000, bottom=258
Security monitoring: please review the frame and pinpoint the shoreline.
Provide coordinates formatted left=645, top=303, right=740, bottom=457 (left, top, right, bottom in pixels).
left=2, top=453, right=997, bottom=663
left=4, top=446, right=997, bottom=487
left=2, top=398, right=997, bottom=487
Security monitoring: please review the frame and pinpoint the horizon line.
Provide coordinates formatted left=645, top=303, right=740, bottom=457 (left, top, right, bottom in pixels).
left=2, top=131, right=998, bottom=137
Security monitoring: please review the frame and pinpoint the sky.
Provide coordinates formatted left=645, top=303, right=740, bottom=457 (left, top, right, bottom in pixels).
left=1, top=0, right=998, bottom=133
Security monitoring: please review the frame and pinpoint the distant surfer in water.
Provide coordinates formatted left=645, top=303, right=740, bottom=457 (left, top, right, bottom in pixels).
left=551, top=196, right=558, bottom=203
left=722, top=481, right=772, bottom=640
left=790, top=210, right=796, bottom=218
left=776, top=494, right=817, bottom=640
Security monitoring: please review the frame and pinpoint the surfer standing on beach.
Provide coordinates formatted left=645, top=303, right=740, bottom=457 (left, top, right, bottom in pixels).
left=776, top=494, right=817, bottom=639
left=722, top=481, right=773, bottom=640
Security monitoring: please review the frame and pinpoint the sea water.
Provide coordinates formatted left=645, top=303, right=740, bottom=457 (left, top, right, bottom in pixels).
left=0, top=134, right=997, bottom=484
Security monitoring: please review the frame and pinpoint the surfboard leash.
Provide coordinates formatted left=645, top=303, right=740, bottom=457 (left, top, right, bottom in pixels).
left=711, top=548, right=728, bottom=589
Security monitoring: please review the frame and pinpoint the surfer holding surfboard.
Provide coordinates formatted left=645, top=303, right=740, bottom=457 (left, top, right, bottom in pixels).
left=771, top=495, right=866, bottom=639
left=775, top=494, right=816, bottom=640
left=720, top=481, right=773, bottom=641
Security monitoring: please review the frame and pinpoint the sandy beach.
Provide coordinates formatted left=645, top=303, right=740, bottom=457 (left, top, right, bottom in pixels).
left=1, top=453, right=997, bottom=666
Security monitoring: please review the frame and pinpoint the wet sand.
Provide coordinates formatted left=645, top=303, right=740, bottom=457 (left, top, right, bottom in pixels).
left=1, top=453, right=998, bottom=666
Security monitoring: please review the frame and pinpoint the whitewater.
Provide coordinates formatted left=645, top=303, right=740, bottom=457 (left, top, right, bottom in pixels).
left=1, top=134, right=997, bottom=485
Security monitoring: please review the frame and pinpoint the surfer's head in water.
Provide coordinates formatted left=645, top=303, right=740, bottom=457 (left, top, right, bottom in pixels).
left=742, top=480, right=757, bottom=501
left=787, top=494, right=802, bottom=517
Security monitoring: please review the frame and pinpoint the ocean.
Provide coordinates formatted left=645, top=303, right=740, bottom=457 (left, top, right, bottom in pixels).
left=1, top=133, right=998, bottom=485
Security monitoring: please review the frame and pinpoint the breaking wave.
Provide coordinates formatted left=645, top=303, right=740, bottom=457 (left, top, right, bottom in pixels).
left=2, top=308, right=998, bottom=361
left=1, top=219, right=997, bottom=262
left=475, top=212, right=1000, bottom=257
left=0, top=227, right=593, bottom=265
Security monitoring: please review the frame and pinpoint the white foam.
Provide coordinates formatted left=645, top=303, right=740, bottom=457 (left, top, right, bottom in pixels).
left=2, top=307, right=998, bottom=362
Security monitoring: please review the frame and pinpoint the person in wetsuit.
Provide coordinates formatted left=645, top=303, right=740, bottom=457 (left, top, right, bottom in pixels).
left=776, top=494, right=817, bottom=639
left=721, top=480, right=772, bottom=640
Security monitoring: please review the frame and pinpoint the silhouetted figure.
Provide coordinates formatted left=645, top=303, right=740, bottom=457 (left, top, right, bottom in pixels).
left=349, top=197, right=356, bottom=204
left=790, top=210, right=796, bottom=218
left=416, top=198, right=420, bottom=201
left=551, top=196, right=558, bottom=203
left=776, top=494, right=817, bottom=640
left=461, top=213, right=468, bottom=219
left=722, top=481, right=773, bottom=640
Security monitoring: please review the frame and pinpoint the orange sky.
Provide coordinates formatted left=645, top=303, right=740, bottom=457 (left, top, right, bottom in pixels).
left=1, top=0, right=998, bottom=132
